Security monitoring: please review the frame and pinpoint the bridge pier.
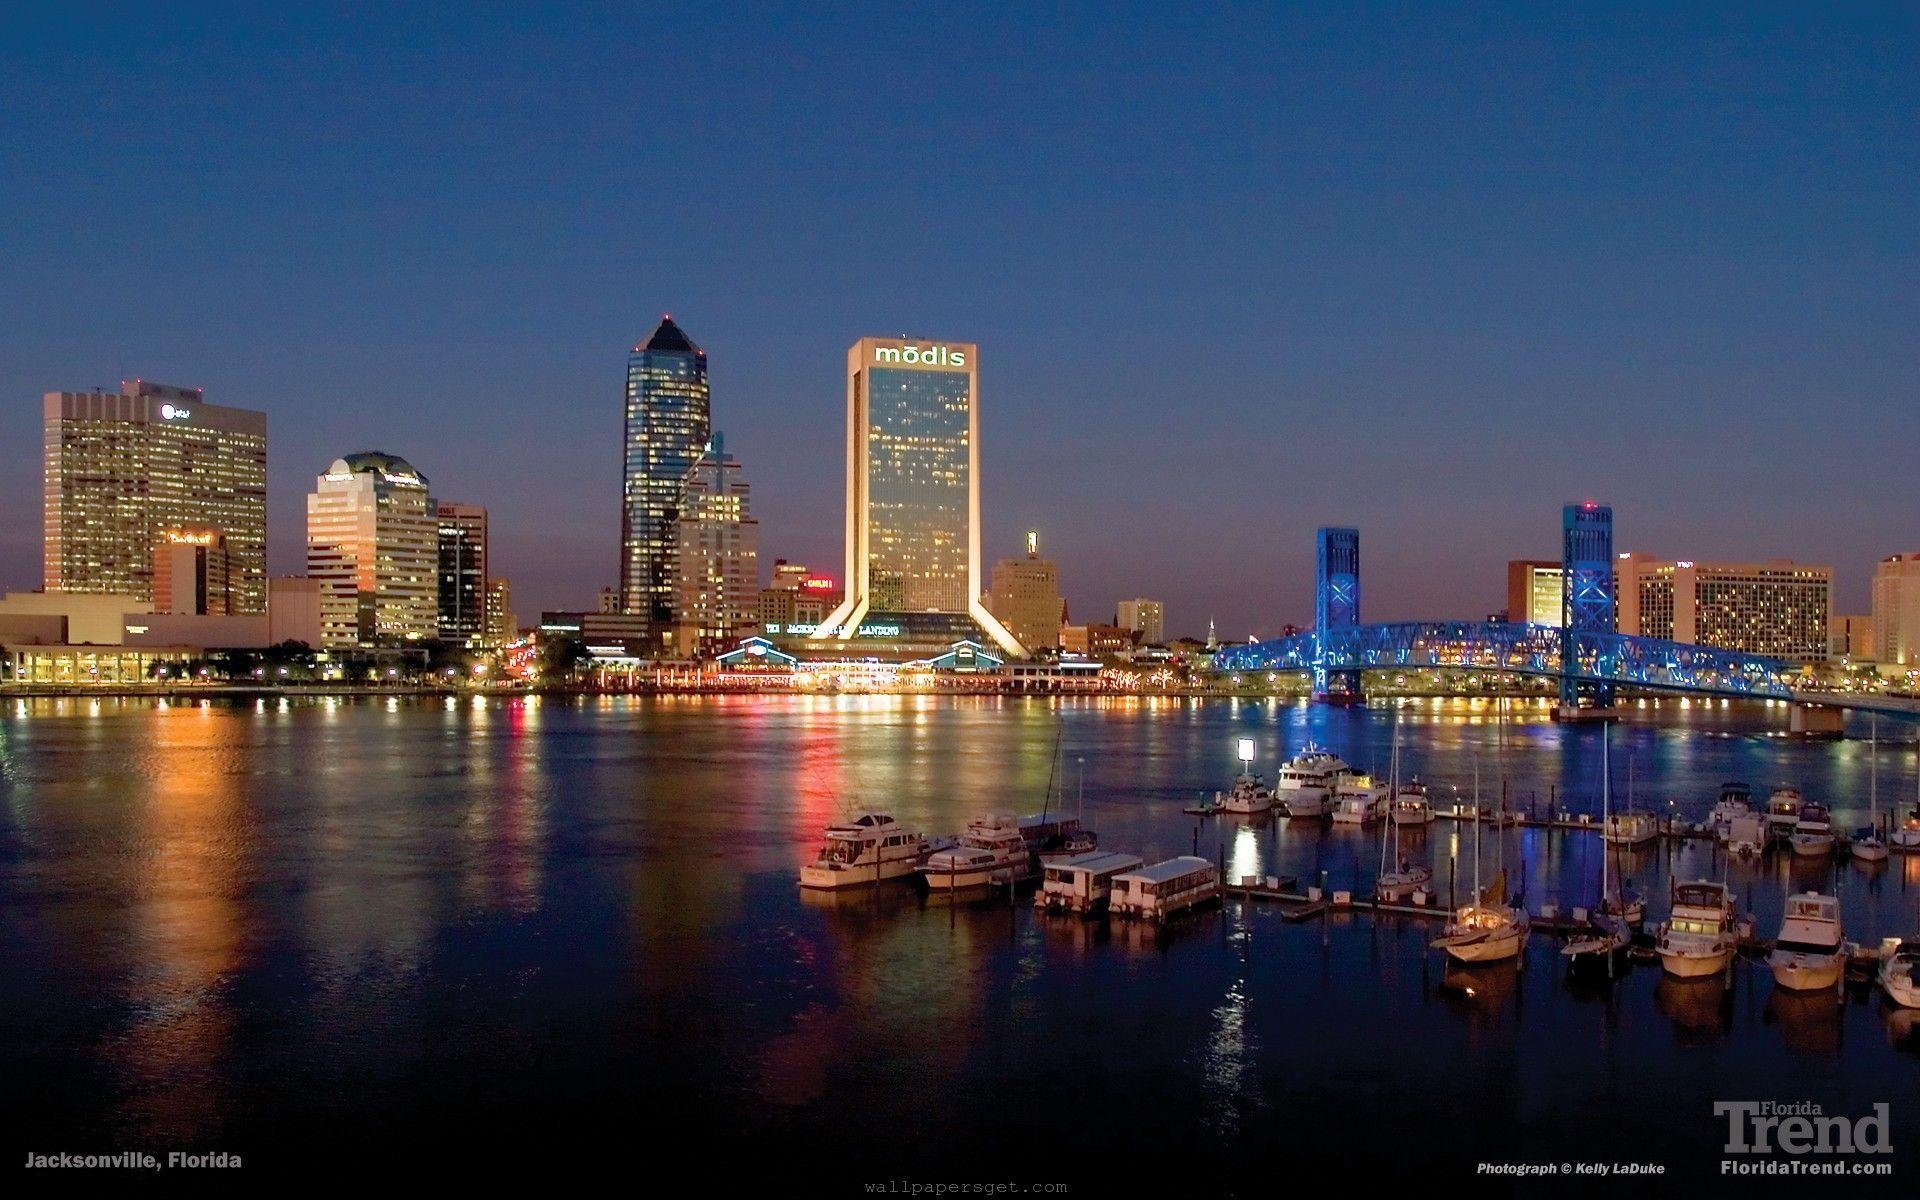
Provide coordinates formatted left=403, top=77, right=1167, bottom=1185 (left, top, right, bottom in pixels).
left=1311, top=668, right=1364, bottom=705
left=1789, top=703, right=1845, bottom=740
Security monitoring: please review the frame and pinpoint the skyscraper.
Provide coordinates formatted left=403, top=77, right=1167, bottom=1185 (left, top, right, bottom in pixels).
left=306, top=453, right=438, bottom=647
left=1115, top=598, right=1165, bottom=646
left=988, top=532, right=1063, bottom=653
left=1872, top=554, right=1920, bottom=666
left=814, top=337, right=1023, bottom=657
left=1616, top=555, right=1830, bottom=662
left=1506, top=560, right=1565, bottom=627
left=152, top=528, right=232, bottom=616
left=436, top=502, right=488, bottom=646
left=619, top=316, right=712, bottom=644
left=43, top=381, right=267, bottom=613
left=671, top=434, right=759, bottom=655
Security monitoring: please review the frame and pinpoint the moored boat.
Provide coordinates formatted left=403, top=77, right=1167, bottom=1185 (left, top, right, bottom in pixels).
left=922, top=815, right=1034, bottom=890
left=1879, top=937, right=1920, bottom=1008
left=1331, top=772, right=1388, bottom=824
left=799, top=813, right=939, bottom=889
left=1789, top=802, right=1835, bottom=857
left=1430, top=762, right=1527, bottom=965
left=1655, top=879, right=1739, bottom=979
left=1565, top=726, right=1630, bottom=976
left=1275, top=746, right=1348, bottom=817
left=1855, top=720, right=1890, bottom=863
left=1035, top=851, right=1143, bottom=915
left=1767, top=891, right=1846, bottom=992
left=1709, top=781, right=1753, bottom=843
left=1218, top=772, right=1274, bottom=815
left=1766, top=786, right=1804, bottom=844
left=1391, top=779, right=1434, bottom=825
left=1108, top=856, right=1220, bottom=922
left=1603, top=811, right=1658, bottom=847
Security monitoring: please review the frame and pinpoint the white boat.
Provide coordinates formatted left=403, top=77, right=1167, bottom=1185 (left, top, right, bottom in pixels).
left=1603, top=811, right=1658, bottom=847
left=1790, top=802, right=1835, bottom=857
left=1274, top=746, right=1348, bottom=817
left=1373, top=728, right=1433, bottom=903
left=922, top=815, right=1034, bottom=890
left=1655, top=880, right=1739, bottom=979
left=1108, top=856, right=1220, bottom=922
left=1896, top=749, right=1920, bottom=852
left=800, top=813, right=937, bottom=889
left=1331, top=772, right=1388, bottom=824
left=1035, top=851, right=1143, bottom=915
left=1431, top=761, right=1528, bottom=965
left=1878, top=937, right=1920, bottom=1008
left=1726, top=813, right=1767, bottom=858
left=1855, top=720, right=1890, bottom=863
left=1709, top=781, right=1753, bottom=842
left=1766, top=786, right=1804, bottom=844
left=1565, top=726, right=1631, bottom=975
left=1767, top=891, right=1846, bottom=991
left=1218, top=772, right=1274, bottom=815
left=1020, top=813, right=1096, bottom=860
left=1391, top=780, right=1434, bottom=825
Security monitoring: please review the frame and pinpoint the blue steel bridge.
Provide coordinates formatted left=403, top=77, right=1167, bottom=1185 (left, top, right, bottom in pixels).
left=1213, top=512, right=1920, bottom=719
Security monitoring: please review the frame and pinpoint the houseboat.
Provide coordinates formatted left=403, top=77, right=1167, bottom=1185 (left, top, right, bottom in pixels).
left=799, top=813, right=938, bottom=889
left=1035, top=851, right=1143, bottom=915
left=1108, top=856, right=1220, bottom=922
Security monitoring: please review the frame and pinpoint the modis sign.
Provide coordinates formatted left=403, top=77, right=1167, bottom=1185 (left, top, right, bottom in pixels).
left=872, top=343, right=967, bottom=368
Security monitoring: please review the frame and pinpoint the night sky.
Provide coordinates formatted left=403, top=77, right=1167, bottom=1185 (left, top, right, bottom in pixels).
left=3, top=4, right=1914, bottom=638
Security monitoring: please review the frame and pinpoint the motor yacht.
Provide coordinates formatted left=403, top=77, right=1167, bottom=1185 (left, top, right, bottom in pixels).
left=922, top=815, right=1034, bottom=890
left=1655, top=880, right=1740, bottom=979
left=1709, top=781, right=1753, bottom=843
left=1603, top=811, right=1658, bottom=848
left=1767, top=891, right=1846, bottom=992
left=1391, top=779, right=1434, bottom=826
left=1766, top=786, right=1804, bottom=845
left=1218, top=772, right=1273, bottom=815
left=1790, top=802, right=1835, bottom=857
left=1878, top=937, right=1920, bottom=1008
left=1274, top=746, right=1348, bottom=817
left=800, top=813, right=939, bottom=889
left=1331, top=772, right=1388, bottom=824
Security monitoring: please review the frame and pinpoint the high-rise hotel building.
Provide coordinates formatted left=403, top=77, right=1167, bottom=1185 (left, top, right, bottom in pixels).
left=619, top=317, right=712, bottom=643
left=1615, top=555, right=1831, bottom=663
left=306, top=453, right=439, bottom=647
left=814, top=338, right=1024, bottom=658
left=671, top=434, right=759, bottom=653
left=1872, top=553, right=1920, bottom=666
left=43, top=381, right=267, bottom=613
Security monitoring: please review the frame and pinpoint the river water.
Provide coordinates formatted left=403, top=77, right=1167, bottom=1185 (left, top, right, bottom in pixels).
left=1, top=694, right=1915, bottom=1190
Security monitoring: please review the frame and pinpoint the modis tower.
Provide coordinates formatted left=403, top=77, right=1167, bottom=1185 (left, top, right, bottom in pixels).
left=814, top=337, right=1024, bottom=657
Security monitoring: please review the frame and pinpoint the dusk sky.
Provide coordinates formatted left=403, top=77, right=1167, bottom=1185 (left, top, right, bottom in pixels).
left=3, top=4, right=1914, bottom=638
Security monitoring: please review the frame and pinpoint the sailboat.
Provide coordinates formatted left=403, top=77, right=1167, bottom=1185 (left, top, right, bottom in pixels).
left=1564, top=725, right=1631, bottom=975
left=1373, top=724, right=1433, bottom=903
left=1431, top=760, right=1529, bottom=964
left=1854, top=718, right=1890, bottom=863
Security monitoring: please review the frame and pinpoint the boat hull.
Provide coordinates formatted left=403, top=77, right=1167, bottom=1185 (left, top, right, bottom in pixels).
left=1853, top=841, right=1890, bottom=863
left=1658, top=946, right=1733, bottom=978
left=1769, top=952, right=1844, bottom=992
left=1790, top=835, right=1834, bottom=857
left=800, top=857, right=924, bottom=889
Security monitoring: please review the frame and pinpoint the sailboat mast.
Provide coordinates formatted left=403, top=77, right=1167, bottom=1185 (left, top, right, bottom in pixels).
left=1870, top=717, right=1879, bottom=828
left=1473, top=758, right=1483, bottom=905
left=1601, top=725, right=1611, bottom=902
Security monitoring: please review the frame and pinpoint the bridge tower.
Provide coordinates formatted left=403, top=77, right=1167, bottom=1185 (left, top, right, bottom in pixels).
left=1560, top=503, right=1615, bottom=708
left=1314, top=527, right=1361, bottom=700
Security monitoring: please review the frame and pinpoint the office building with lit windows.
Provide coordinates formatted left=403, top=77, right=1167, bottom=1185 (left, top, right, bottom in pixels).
left=43, top=380, right=267, bottom=614
left=1506, top=560, right=1565, bottom=627
left=1872, top=553, right=1920, bottom=666
left=306, top=453, right=439, bottom=647
left=670, top=435, right=758, bottom=655
left=1616, top=555, right=1831, bottom=663
left=619, top=316, right=712, bottom=645
left=435, top=502, right=488, bottom=645
left=988, top=533, right=1064, bottom=653
left=1115, top=598, right=1165, bottom=646
left=813, top=337, right=1024, bottom=658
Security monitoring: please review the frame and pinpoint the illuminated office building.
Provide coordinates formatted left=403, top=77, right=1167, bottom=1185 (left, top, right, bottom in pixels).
left=619, top=316, right=711, bottom=643
left=43, top=381, right=267, bottom=613
left=152, top=528, right=231, bottom=616
left=306, top=453, right=438, bottom=647
left=670, top=435, right=759, bottom=654
left=814, top=337, right=1023, bottom=658
left=1506, top=560, right=1565, bottom=627
left=485, top=577, right=516, bottom=648
left=988, top=532, right=1064, bottom=653
left=1115, top=598, right=1165, bottom=646
left=435, top=502, right=488, bottom=645
left=1616, top=555, right=1830, bottom=663
left=1872, top=554, right=1920, bottom=666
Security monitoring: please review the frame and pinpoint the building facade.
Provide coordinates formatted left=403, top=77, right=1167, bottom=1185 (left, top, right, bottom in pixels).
left=813, top=337, right=1023, bottom=657
left=987, top=533, right=1063, bottom=653
left=1872, top=554, right=1920, bottom=666
left=152, top=528, right=231, bottom=616
left=1505, top=560, right=1564, bottom=627
left=1616, top=555, right=1831, bottom=663
left=485, top=577, right=516, bottom=648
left=670, top=435, right=759, bottom=654
left=43, top=381, right=267, bottom=614
left=306, top=453, right=439, bottom=647
left=1115, top=598, right=1165, bottom=646
left=619, top=317, right=712, bottom=642
left=435, top=502, right=488, bottom=645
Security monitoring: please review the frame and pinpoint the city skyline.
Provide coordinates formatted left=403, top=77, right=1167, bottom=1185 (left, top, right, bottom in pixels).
left=2, top=6, right=1916, bottom=636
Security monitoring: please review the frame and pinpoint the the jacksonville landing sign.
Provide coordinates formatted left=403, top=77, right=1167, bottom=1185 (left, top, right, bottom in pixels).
left=1717, top=1101, right=1895, bottom=1178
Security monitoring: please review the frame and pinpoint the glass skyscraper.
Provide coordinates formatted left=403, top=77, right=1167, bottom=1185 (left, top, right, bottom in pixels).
left=620, top=316, right=711, bottom=636
left=815, top=338, right=1024, bottom=657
